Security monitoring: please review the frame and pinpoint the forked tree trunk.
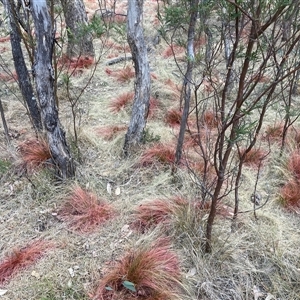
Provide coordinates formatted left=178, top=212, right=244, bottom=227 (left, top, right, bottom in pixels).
left=4, top=0, right=42, bottom=131
left=31, top=0, right=75, bottom=179
left=123, top=0, right=150, bottom=156
left=61, top=0, right=94, bottom=57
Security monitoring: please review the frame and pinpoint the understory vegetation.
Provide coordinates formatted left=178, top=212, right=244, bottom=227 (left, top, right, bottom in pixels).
left=0, top=0, right=299, bottom=299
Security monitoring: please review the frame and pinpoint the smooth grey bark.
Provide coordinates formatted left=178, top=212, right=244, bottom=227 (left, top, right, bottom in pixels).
left=61, top=0, right=94, bottom=57
left=123, top=0, right=150, bottom=155
left=31, top=0, right=75, bottom=179
left=174, top=0, right=199, bottom=165
left=4, top=0, right=42, bottom=131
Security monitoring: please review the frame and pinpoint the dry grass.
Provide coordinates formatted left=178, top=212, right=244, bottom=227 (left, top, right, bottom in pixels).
left=242, top=147, right=268, bottom=167
left=94, top=237, right=182, bottom=300
left=96, top=125, right=128, bottom=140
left=263, top=123, right=283, bottom=142
left=165, top=109, right=181, bottom=127
left=105, top=65, right=135, bottom=83
left=162, top=44, right=185, bottom=59
left=109, top=92, right=134, bottom=112
left=17, top=138, right=52, bottom=173
left=57, top=185, right=116, bottom=233
left=139, top=143, right=176, bottom=166
left=0, top=240, right=53, bottom=285
left=280, top=179, right=300, bottom=213
left=58, top=55, right=94, bottom=76
left=130, top=196, right=188, bottom=232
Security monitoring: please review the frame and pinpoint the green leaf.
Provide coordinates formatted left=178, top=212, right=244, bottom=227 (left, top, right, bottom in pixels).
left=122, top=280, right=137, bottom=292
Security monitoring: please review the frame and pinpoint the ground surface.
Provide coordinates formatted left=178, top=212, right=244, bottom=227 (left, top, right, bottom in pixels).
left=0, top=1, right=299, bottom=300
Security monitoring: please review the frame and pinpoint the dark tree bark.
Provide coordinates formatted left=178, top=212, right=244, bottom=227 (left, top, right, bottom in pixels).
left=123, top=0, right=150, bottom=156
left=31, top=0, right=75, bottom=179
left=4, top=0, right=42, bottom=131
left=60, top=0, right=94, bottom=57
left=0, top=98, right=9, bottom=144
left=174, top=0, right=199, bottom=165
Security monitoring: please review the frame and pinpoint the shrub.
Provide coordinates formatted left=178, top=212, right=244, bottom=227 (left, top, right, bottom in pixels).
left=57, top=185, right=115, bottom=233
left=0, top=240, right=52, bottom=284
left=94, top=238, right=182, bottom=300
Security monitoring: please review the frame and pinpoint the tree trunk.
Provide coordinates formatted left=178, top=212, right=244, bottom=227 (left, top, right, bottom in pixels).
left=123, top=0, right=150, bottom=156
left=61, top=0, right=94, bottom=57
left=31, top=0, right=75, bottom=179
left=4, top=0, right=42, bottom=131
left=174, top=0, right=199, bottom=165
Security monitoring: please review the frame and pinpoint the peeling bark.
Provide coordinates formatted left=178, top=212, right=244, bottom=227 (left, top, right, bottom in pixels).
left=123, top=0, right=150, bottom=156
left=31, top=0, right=75, bottom=179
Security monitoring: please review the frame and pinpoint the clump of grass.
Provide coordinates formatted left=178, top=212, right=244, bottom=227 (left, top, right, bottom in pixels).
left=131, top=196, right=188, bottom=232
left=280, top=179, right=300, bottom=213
left=287, top=151, right=300, bottom=180
left=109, top=92, right=134, bottom=113
left=200, top=110, right=219, bottom=129
left=162, top=44, right=185, bottom=59
left=17, top=138, right=52, bottom=173
left=139, top=143, right=175, bottom=166
left=96, top=125, right=127, bottom=140
left=105, top=65, right=135, bottom=83
left=263, top=123, right=283, bottom=142
left=94, top=237, right=182, bottom=300
left=0, top=240, right=53, bottom=285
left=242, top=147, right=268, bottom=167
left=57, top=185, right=115, bottom=233
left=58, top=55, right=94, bottom=76
left=148, top=97, right=160, bottom=119
left=165, top=109, right=181, bottom=127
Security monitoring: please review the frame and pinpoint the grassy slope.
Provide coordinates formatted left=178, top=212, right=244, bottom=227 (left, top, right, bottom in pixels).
left=0, top=1, right=299, bottom=299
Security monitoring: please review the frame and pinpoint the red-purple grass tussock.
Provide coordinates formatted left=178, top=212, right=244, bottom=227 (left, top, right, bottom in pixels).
left=131, top=196, right=188, bottom=232
left=106, top=65, right=135, bottom=83
left=165, top=109, right=181, bottom=127
left=17, top=138, right=52, bottom=172
left=263, top=123, right=283, bottom=142
left=96, top=125, right=127, bottom=140
left=242, top=147, right=268, bottom=167
left=57, top=186, right=115, bottom=233
left=94, top=238, right=182, bottom=300
left=109, top=92, right=134, bottom=113
left=280, top=179, right=300, bottom=214
left=287, top=151, right=300, bottom=181
left=0, top=240, right=53, bottom=285
left=200, top=110, right=220, bottom=129
left=139, top=143, right=176, bottom=166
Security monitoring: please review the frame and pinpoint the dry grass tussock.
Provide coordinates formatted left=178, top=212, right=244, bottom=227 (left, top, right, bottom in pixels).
left=0, top=240, right=53, bottom=285
left=94, top=236, right=183, bottom=300
left=57, top=185, right=116, bottom=233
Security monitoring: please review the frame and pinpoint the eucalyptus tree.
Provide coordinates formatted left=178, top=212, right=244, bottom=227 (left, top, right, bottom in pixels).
left=31, top=0, right=75, bottom=178
left=123, top=0, right=150, bottom=156
left=60, top=0, right=94, bottom=57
